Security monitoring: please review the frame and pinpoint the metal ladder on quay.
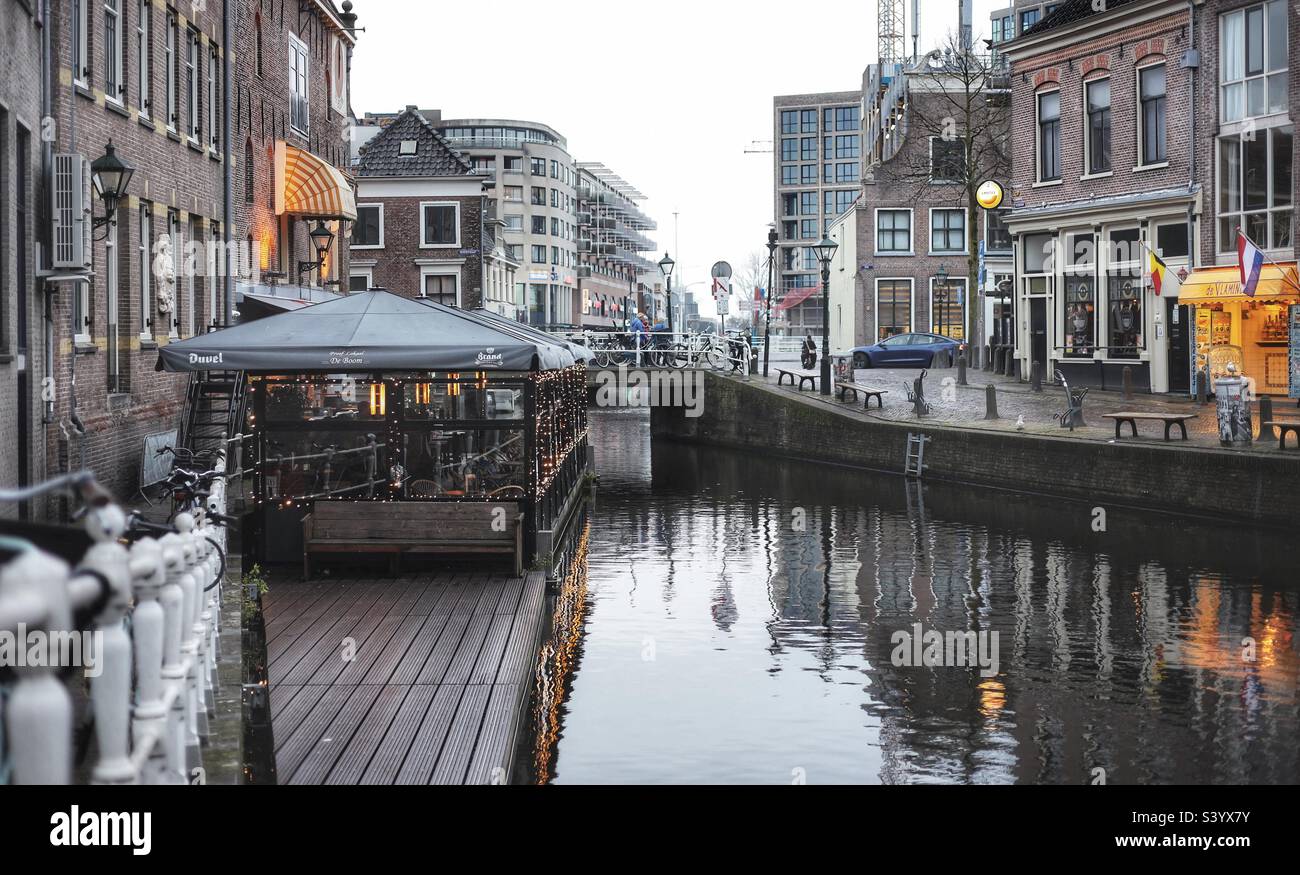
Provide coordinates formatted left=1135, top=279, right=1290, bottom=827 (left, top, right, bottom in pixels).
left=904, top=433, right=931, bottom=479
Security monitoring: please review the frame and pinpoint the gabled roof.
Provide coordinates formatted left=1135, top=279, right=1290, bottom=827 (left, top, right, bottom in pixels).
left=354, top=107, right=475, bottom=178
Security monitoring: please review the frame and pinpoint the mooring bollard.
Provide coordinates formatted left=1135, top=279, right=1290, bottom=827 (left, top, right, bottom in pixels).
left=1195, top=368, right=1208, bottom=405
left=1031, top=361, right=1043, bottom=392
left=984, top=384, right=999, bottom=420
left=957, top=351, right=968, bottom=386
left=983, top=344, right=993, bottom=372
left=1122, top=366, right=1134, bottom=401
left=1259, top=395, right=1274, bottom=435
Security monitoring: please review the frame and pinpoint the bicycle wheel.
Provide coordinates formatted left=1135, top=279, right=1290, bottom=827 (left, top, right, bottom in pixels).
left=667, top=343, right=690, bottom=369
left=699, top=344, right=723, bottom=371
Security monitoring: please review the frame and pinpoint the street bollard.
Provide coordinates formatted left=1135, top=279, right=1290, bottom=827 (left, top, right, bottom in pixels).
left=957, top=352, right=968, bottom=386
left=1195, top=368, right=1209, bottom=405
left=1122, top=366, right=1134, bottom=401
left=1005, top=350, right=1017, bottom=378
left=1259, top=395, right=1274, bottom=437
left=1031, top=361, right=1043, bottom=392
left=984, top=384, right=999, bottom=420
left=983, top=344, right=993, bottom=372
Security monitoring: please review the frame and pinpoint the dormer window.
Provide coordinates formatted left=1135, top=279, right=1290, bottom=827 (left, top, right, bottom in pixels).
left=399, top=140, right=418, bottom=156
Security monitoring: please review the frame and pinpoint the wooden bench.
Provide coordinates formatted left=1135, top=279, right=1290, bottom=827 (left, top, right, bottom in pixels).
left=1262, top=421, right=1300, bottom=450
left=1102, top=412, right=1197, bottom=442
left=776, top=368, right=820, bottom=391
left=835, top=380, right=888, bottom=409
left=302, top=501, right=523, bottom=579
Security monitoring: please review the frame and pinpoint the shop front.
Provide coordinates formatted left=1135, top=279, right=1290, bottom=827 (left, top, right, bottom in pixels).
left=1179, top=262, right=1300, bottom=396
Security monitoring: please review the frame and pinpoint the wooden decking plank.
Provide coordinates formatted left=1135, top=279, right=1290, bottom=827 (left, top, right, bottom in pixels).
left=268, top=579, right=382, bottom=667
left=391, top=578, right=434, bottom=615
left=334, top=613, right=408, bottom=685
left=495, top=576, right=527, bottom=616
left=413, top=613, right=473, bottom=685
left=276, top=581, right=398, bottom=687
left=468, top=614, right=515, bottom=686
left=472, top=576, right=508, bottom=617
left=270, top=684, right=328, bottom=748
left=362, top=613, right=437, bottom=686
left=303, top=605, right=395, bottom=686
left=386, top=612, right=455, bottom=686
left=359, top=684, right=438, bottom=785
left=285, top=684, right=384, bottom=785
left=464, top=683, right=523, bottom=785
left=273, top=686, right=354, bottom=775
left=268, top=684, right=302, bottom=721
left=441, top=612, right=496, bottom=687
left=410, top=576, right=457, bottom=615
left=266, top=579, right=362, bottom=645
left=323, top=685, right=412, bottom=785
left=429, top=685, right=491, bottom=785
left=393, top=685, right=465, bottom=785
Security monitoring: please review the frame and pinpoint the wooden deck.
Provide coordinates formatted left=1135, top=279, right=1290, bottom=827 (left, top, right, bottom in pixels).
left=262, top=571, right=548, bottom=785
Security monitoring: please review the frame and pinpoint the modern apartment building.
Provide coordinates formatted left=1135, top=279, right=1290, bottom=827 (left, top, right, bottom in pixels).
left=433, top=116, right=579, bottom=328
left=772, top=90, right=864, bottom=336
left=575, top=162, right=657, bottom=330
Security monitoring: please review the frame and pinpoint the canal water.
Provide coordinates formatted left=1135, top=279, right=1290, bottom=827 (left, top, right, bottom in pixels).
left=534, top=408, right=1300, bottom=785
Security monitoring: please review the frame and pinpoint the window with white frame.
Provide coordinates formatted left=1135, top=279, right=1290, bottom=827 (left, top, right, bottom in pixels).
left=73, top=280, right=91, bottom=343
left=289, top=33, right=310, bottom=135
left=876, top=279, right=913, bottom=340
left=104, top=0, right=124, bottom=103
left=136, top=1, right=151, bottom=116
left=931, top=276, right=967, bottom=341
left=422, top=272, right=458, bottom=307
left=986, top=209, right=1012, bottom=252
left=139, top=204, right=152, bottom=338
left=74, top=0, right=91, bottom=85
left=165, top=10, right=177, bottom=129
left=208, top=44, right=220, bottom=150
left=420, top=203, right=459, bottom=247
left=1138, top=64, right=1167, bottom=166
left=1038, top=91, right=1061, bottom=181
left=930, top=209, right=966, bottom=254
left=186, top=27, right=200, bottom=142
left=348, top=270, right=372, bottom=292
left=1085, top=78, right=1111, bottom=174
left=1220, top=1, right=1288, bottom=123
left=351, top=203, right=383, bottom=248
left=1217, top=125, right=1293, bottom=251
left=876, top=209, right=912, bottom=253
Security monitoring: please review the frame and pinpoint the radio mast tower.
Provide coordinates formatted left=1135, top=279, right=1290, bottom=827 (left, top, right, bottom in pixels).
left=879, top=0, right=906, bottom=66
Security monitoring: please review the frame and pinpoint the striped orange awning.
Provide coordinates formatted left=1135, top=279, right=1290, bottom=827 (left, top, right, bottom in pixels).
left=274, top=140, right=357, bottom=221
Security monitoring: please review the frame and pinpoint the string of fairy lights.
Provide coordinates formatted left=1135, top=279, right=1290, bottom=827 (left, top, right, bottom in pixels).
left=246, top=364, right=590, bottom=511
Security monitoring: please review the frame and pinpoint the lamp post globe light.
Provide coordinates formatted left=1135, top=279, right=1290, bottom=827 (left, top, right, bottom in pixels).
left=764, top=225, right=777, bottom=378
left=658, top=252, right=676, bottom=335
left=812, top=235, right=839, bottom=396
left=300, top=219, right=336, bottom=283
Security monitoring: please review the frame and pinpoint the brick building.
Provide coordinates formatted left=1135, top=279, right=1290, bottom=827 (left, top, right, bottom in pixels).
left=1003, top=0, right=1200, bottom=394
left=352, top=106, right=492, bottom=306
left=0, top=0, right=46, bottom=518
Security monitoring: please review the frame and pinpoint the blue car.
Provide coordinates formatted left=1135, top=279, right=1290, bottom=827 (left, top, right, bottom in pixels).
left=851, top=333, right=960, bottom=369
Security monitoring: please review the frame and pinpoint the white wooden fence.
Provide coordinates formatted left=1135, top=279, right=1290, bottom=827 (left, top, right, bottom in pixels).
left=0, top=469, right=229, bottom=784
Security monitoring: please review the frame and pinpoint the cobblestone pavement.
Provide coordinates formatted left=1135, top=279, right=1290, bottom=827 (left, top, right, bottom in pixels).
left=752, top=360, right=1300, bottom=455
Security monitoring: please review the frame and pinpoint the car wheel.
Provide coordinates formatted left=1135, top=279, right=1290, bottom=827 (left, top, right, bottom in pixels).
left=926, top=354, right=936, bottom=368
left=854, top=353, right=869, bottom=369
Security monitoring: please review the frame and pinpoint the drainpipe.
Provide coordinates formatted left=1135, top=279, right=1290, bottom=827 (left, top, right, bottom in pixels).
left=40, top=0, right=54, bottom=432
left=223, top=0, right=233, bottom=325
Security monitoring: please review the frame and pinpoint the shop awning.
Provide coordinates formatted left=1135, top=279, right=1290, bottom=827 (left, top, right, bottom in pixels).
left=1180, top=262, right=1300, bottom=303
left=156, top=290, right=578, bottom=373
left=274, top=140, right=357, bottom=221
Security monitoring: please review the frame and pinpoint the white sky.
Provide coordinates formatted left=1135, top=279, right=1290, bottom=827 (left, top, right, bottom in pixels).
left=350, top=0, right=1000, bottom=300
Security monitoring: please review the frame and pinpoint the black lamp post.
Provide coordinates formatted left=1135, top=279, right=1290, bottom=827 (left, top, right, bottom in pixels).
left=763, top=225, right=777, bottom=378
left=812, top=235, right=839, bottom=395
left=90, top=140, right=135, bottom=237
left=658, top=252, right=676, bottom=336
left=299, top=219, right=335, bottom=283
left=935, top=264, right=950, bottom=339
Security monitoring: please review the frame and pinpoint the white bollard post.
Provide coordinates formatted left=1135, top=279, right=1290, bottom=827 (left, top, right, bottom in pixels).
left=1, top=550, right=74, bottom=784
left=157, top=534, right=189, bottom=784
left=172, top=519, right=205, bottom=765
left=78, top=507, right=136, bottom=785
left=129, top=538, right=168, bottom=783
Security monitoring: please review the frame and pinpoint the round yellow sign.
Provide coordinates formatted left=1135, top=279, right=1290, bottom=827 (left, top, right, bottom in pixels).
left=977, top=180, right=1005, bottom=210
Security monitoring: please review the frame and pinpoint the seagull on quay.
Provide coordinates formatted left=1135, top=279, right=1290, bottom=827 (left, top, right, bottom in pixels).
left=1016, top=414, right=1026, bottom=432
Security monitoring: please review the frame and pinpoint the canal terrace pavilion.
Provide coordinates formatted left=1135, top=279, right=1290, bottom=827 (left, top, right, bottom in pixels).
left=157, top=290, right=590, bottom=569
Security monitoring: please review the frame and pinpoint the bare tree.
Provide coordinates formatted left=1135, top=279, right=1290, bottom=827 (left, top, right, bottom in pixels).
left=884, top=32, right=1011, bottom=360
left=735, top=250, right=770, bottom=330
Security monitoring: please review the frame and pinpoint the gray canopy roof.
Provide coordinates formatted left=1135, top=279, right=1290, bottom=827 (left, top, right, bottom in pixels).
left=156, top=290, right=578, bottom=373
left=465, top=306, right=594, bottom=364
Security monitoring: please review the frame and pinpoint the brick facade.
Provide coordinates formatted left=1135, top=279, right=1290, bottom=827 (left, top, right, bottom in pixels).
left=354, top=193, right=484, bottom=304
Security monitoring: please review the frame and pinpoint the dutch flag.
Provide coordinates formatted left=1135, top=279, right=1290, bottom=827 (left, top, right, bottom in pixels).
left=1237, top=230, right=1265, bottom=298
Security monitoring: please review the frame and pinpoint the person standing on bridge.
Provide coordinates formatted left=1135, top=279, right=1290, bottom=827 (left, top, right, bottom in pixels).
left=630, top=311, right=646, bottom=366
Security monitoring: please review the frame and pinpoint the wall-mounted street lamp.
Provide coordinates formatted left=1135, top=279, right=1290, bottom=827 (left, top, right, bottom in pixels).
left=298, top=219, right=335, bottom=282
left=812, top=235, right=839, bottom=396
left=90, top=141, right=134, bottom=239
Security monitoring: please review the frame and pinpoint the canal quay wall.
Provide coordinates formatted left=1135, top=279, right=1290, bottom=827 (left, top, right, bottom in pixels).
left=650, top=373, right=1300, bottom=528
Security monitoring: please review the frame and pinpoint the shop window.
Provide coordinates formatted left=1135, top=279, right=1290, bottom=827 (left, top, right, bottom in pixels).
left=931, top=278, right=966, bottom=340
left=1107, top=229, right=1142, bottom=359
left=876, top=280, right=913, bottom=340
left=1063, top=276, right=1096, bottom=357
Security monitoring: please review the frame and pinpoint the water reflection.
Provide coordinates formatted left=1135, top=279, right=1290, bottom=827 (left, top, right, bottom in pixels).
left=541, top=408, right=1299, bottom=785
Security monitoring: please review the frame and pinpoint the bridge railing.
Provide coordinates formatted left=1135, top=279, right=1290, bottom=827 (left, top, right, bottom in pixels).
left=0, top=470, right=229, bottom=785
left=573, top=330, right=760, bottom=373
